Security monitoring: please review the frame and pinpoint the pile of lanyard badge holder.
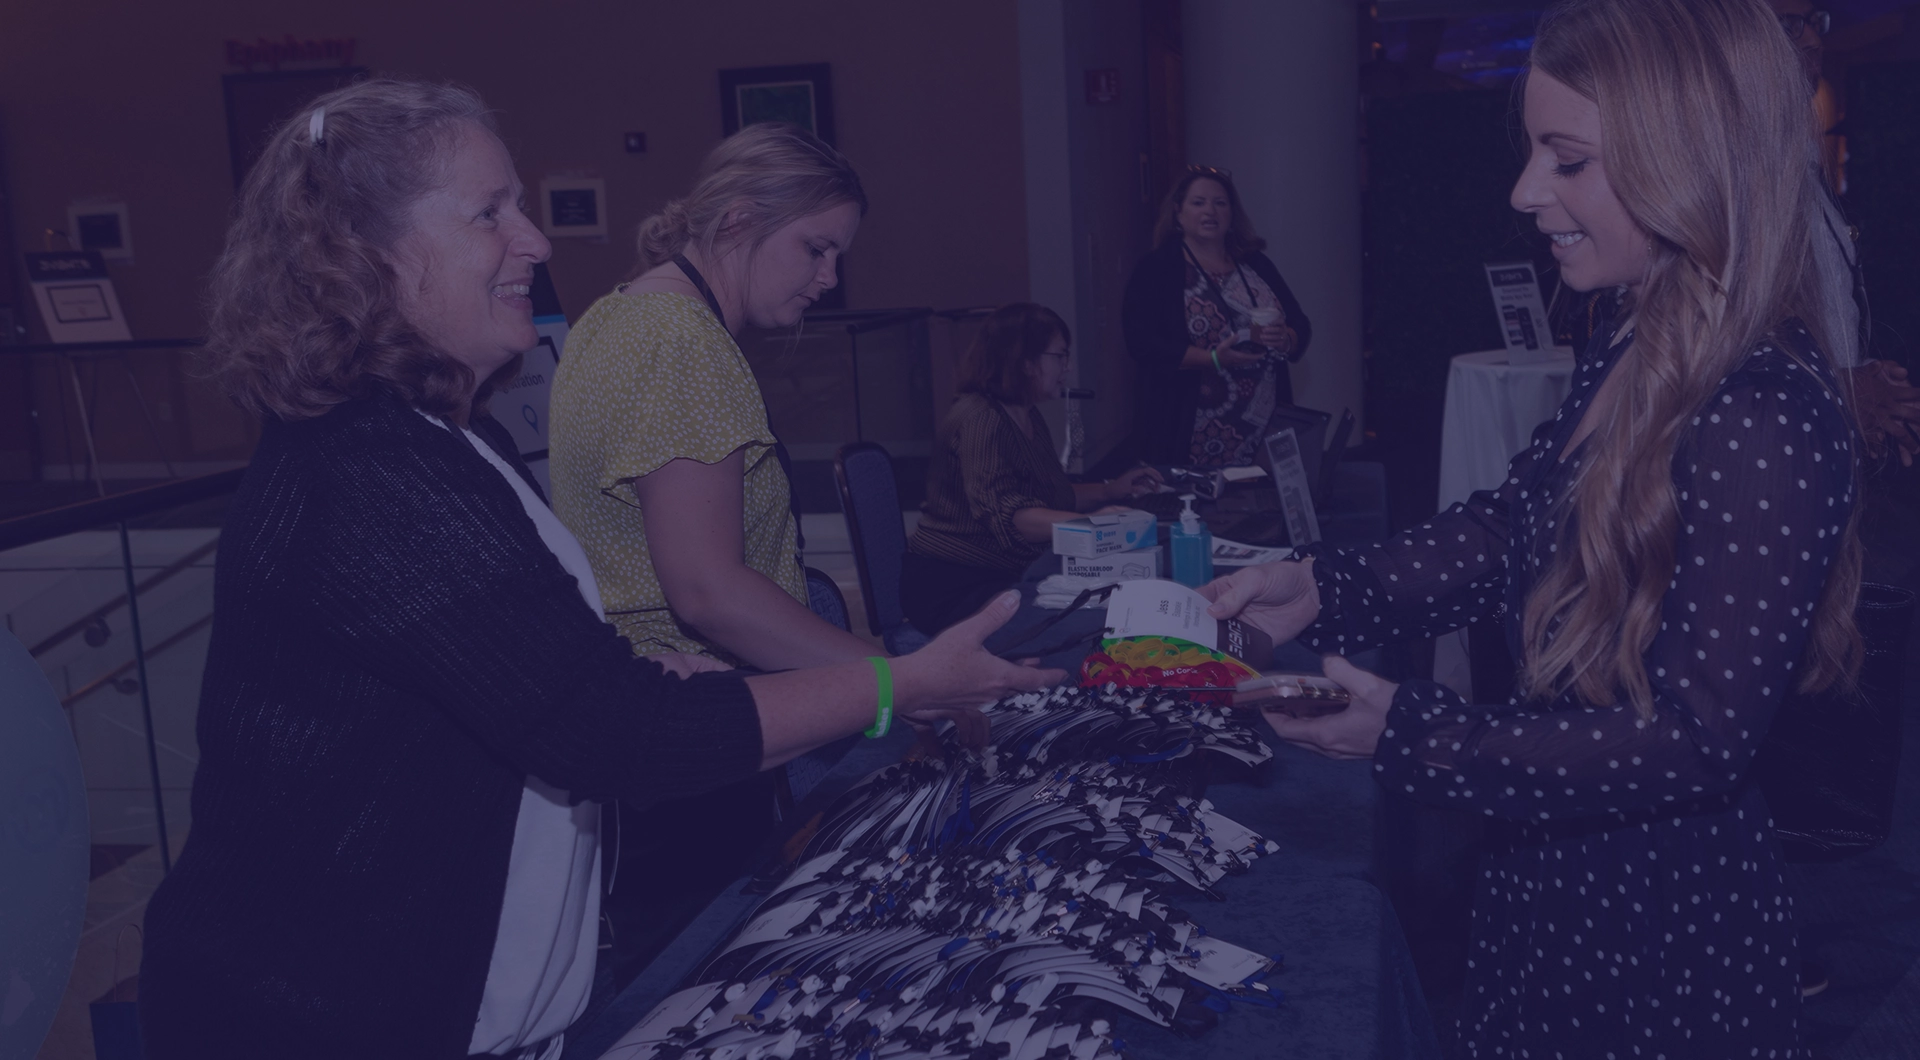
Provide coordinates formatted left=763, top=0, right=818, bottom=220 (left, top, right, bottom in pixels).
left=605, top=684, right=1286, bottom=1060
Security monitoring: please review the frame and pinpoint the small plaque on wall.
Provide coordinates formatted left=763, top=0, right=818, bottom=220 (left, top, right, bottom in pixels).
left=541, top=177, right=607, bottom=238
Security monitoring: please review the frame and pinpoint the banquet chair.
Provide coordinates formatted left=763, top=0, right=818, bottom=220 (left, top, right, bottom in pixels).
left=833, top=442, right=931, bottom=656
left=803, top=566, right=852, bottom=633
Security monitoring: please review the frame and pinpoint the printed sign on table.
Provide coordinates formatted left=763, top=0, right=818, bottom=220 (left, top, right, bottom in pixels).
left=1484, top=261, right=1556, bottom=365
left=1262, top=427, right=1321, bottom=546
left=25, top=252, right=132, bottom=344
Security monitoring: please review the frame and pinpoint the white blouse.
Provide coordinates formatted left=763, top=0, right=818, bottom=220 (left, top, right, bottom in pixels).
left=436, top=416, right=603, bottom=1060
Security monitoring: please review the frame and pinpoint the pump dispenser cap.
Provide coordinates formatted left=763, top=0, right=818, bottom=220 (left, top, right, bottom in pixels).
left=1178, top=493, right=1202, bottom=532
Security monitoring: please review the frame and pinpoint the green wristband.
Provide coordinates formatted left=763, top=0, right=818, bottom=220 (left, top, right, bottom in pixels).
left=1210, top=346, right=1224, bottom=373
left=865, top=656, right=893, bottom=738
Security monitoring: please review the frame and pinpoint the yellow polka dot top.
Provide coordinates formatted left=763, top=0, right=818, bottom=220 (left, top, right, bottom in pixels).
left=548, top=291, right=803, bottom=662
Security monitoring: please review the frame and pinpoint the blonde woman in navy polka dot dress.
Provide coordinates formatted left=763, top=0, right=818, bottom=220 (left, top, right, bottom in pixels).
left=1201, top=1, right=1864, bottom=1056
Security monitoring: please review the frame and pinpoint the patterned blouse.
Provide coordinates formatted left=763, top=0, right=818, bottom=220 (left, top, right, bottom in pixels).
left=1301, top=321, right=1852, bottom=1058
left=547, top=292, right=804, bottom=662
left=1184, top=260, right=1287, bottom=466
left=909, top=393, right=1077, bottom=573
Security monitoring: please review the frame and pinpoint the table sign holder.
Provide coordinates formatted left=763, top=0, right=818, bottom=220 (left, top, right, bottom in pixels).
left=1263, top=427, right=1321, bottom=546
left=1484, top=261, right=1555, bottom=366
left=25, top=251, right=131, bottom=344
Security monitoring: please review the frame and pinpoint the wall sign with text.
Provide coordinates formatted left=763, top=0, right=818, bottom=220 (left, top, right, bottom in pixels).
left=541, top=177, right=607, bottom=239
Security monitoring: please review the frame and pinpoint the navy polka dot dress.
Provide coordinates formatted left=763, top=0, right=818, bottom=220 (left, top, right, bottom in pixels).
left=1300, top=321, right=1854, bottom=1059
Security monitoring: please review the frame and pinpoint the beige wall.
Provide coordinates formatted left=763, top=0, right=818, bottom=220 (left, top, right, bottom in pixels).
left=1, top=0, right=1032, bottom=468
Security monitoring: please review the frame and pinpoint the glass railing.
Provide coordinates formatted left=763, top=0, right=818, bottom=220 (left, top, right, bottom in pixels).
left=0, top=338, right=257, bottom=511
left=0, top=468, right=241, bottom=1059
left=737, top=307, right=935, bottom=464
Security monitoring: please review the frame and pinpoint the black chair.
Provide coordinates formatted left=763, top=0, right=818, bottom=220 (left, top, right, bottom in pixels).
left=833, top=442, right=931, bottom=655
left=803, top=565, right=852, bottom=633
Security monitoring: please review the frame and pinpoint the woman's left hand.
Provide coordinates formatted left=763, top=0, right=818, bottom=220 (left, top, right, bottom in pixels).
left=1104, top=466, right=1165, bottom=501
left=1261, top=655, right=1394, bottom=760
left=1255, top=325, right=1298, bottom=357
left=903, top=709, right=992, bottom=750
left=645, top=651, right=733, bottom=679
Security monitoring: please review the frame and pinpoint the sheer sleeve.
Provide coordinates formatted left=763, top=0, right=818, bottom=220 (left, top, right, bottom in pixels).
left=1372, top=355, right=1856, bottom=821
left=1294, top=422, right=1556, bottom=653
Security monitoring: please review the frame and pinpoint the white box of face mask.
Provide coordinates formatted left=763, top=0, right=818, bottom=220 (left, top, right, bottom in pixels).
left=1061, top=546, right=1162, bottom=581
left=1051, top=509, right=1158, bottom=558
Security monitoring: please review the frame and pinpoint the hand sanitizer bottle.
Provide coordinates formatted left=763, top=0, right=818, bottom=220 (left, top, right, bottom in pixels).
left=1169, top=493, right=1214, bottom=587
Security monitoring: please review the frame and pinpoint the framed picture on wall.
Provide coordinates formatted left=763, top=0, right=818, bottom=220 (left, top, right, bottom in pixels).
left=719, top=63, right=836, bottom=146
left=223, top=67, right=368, bottom=188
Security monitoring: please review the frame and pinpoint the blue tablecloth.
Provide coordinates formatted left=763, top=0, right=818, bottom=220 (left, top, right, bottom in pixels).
left=568, top=492, right=1439, bottom=1060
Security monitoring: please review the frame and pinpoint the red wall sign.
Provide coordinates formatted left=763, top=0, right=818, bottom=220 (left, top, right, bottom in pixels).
left=226, top=36, right=358, bottom=72
left=1085, top=69, right=1121, bottom=105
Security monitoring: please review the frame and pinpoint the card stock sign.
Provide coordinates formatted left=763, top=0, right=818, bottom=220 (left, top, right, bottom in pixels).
left=25, top=252, right=131, bottom=344
left=487, top=263, right=569, bottom=462
left=1484, top=261, right=1555, bottom=365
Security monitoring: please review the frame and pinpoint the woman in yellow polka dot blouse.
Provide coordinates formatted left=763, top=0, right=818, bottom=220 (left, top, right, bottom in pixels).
left=549, top=124, right=885, bottom=675
left=1202, top=1, right=1863, bottom=1056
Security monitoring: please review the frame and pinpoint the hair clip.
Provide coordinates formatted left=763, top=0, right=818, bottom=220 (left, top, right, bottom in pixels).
left=309, top=107, right=327, bottom=146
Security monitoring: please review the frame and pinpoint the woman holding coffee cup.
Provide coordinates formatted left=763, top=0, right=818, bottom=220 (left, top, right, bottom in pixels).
left=1122, top=166, right=1312, bottom=467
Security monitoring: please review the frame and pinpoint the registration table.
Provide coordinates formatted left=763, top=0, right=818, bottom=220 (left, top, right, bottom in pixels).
left=567, top=551, right=1441, bottom=1060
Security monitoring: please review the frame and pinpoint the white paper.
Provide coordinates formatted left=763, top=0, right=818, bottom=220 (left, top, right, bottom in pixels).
left=1102, top=579, right=1217, bottom=649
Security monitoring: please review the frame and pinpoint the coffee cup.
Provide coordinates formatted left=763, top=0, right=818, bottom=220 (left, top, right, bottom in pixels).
left=1248, top=307, right=1281, bottom=327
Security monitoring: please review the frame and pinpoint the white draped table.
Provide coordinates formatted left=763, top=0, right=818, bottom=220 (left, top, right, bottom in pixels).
left=1432, top=348, right=1576, bottom=698
left=1436, top=348, right=1578, bottom=509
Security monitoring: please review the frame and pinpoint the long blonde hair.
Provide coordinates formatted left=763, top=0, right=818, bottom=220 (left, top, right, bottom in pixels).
left=1517, top=0, right=1862, bottom=715
left=629, top=122, right=866, bottom=279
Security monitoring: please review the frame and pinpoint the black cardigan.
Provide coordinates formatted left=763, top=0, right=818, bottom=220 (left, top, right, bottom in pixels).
left=1120, top=239, right=1312, bottom=464
left=139, top=395, right=764, bottom=1060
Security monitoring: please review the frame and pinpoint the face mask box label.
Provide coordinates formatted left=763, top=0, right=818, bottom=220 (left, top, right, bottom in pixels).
left=1052, top=509, right=1157, bottom=557
left=1061, top=546, right=1162, bottom=581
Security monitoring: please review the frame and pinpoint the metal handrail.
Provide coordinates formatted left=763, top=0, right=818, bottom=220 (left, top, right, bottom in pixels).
left=30, top=538, right=220, bottom=657
left=60, top=613, right=215, bottom=709
left=0, top=465, right=243, bottom=876
left=0, top=337, right=205, bottom=356
left=0, top=467, right=244, bottom=552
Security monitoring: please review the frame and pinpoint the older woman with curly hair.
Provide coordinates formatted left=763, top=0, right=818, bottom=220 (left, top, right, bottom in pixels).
left=137, top=78, right=1056, bottom=1060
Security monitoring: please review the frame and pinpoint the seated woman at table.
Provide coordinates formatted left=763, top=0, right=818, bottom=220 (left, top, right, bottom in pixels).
left=1121, top=166, right=1311, bottom=467
left=137, top=79, right=1058, bottom=1060
left=1202, top=1, right=1860, bottom=1055
left=902, top=304, right=1161, bottom=635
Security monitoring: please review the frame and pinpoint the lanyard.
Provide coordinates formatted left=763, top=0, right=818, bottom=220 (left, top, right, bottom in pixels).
left=1181, top=243, right=1256, bottom=329
left=670, top=253, right=808, bottom=555
left=673, top=253, right=727, bottom=332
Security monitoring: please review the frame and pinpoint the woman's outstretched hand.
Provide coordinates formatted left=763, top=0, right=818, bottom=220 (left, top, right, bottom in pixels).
left=644, top=652, right=733, bottom=678
left=892, top=591, right=1066, bottom=747
left=1261, top=655, right=1394, bottom=760
left=1197, top=559, right=1322, bottom=645
left=1103, top=466, right=1166, bottom=501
